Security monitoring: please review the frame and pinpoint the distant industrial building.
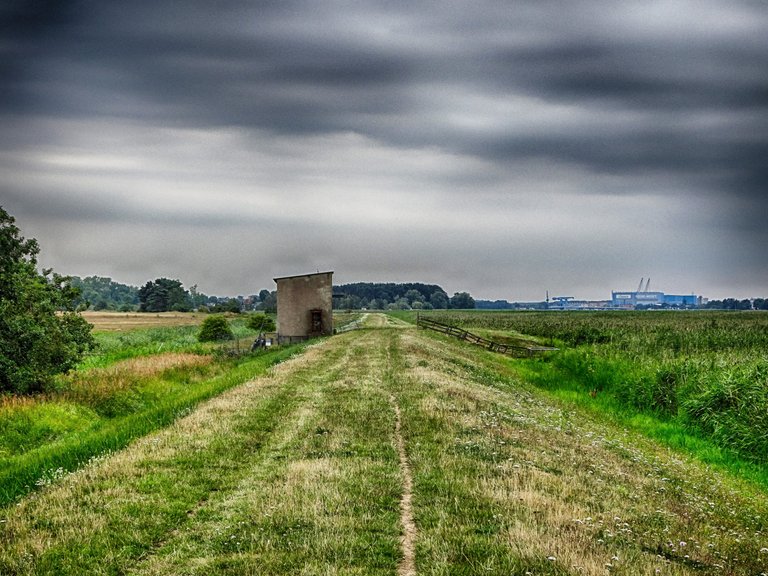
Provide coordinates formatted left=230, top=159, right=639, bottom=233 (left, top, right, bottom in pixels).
left=541, top=279, right=701, bottom=310
left=274, top=271, right=334, bottom=344
left=610, top=291, right=699, bottom=308
left=611, top=278, right=700, bottom=309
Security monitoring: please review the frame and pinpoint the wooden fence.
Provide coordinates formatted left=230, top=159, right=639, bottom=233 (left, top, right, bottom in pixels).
left=416, top=316, right=557, bottom=357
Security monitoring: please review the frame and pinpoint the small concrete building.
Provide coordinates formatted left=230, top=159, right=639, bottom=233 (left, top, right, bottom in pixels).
left=274, top=271, right=334, bottom=344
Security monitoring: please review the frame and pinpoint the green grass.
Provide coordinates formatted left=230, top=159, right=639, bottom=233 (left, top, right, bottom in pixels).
left=393, top=326, right=768, bottom=574
left=77, top=326, right=205, bottom=369
left=79, top=317, right=258, bottom=369
left=4, top=321, right=768, bottom=574
left=413, top=310, right=768, bottom=469
left=0, top=334, right=306, bottom=507
left=1, top=328, right=403, bottom=575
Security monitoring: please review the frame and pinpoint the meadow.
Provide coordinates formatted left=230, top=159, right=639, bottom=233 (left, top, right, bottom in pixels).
left=408, top=309, right=768, bottom=478
left=0, top=312, right=297, bottom=506
left=4, top=315, right=768, bottom=575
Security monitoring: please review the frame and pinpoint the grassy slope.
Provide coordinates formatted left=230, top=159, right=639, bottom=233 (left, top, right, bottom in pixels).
left=2, top=319, right=768, bottom=575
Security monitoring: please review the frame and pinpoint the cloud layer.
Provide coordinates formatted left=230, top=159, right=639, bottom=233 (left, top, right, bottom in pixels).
left=1, top=1, right=766, bottom=299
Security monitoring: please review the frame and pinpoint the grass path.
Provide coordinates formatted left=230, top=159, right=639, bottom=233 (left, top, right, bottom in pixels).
left=3, top=316, right=768, bottom=574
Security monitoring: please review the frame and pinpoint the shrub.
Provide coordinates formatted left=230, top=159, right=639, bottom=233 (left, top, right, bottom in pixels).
left=246, top=313, right=276, bottom=333
left=197, top=316, right=233, bottom=342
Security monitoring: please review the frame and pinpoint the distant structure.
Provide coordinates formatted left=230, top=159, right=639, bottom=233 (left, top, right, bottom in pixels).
left=274, top=271, right=334, bottom=344
left=611, top=278, right=700, bottom=308
left=549, top=296, right=575, bottom=310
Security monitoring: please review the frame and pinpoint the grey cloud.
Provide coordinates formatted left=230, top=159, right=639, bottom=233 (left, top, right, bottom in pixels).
left=1, top=0, right=767, bottom=298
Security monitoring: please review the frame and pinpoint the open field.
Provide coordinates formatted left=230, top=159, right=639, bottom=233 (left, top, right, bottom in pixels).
left=3, top=314, right=768, bottom=574
left=81, top=311, right=208, bottom=332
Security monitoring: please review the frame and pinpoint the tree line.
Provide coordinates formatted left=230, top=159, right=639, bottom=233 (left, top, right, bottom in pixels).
left=332, top=282, right=475, bottom=310
left=68, top=278, right=479, bottom=313
left=703, top=298, right=768, bottom=310
left=71, top=276, right=278, bottom=314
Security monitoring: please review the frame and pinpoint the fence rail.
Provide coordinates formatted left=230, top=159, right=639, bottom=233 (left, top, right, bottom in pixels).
left=416, top=316, right=557, bottom=357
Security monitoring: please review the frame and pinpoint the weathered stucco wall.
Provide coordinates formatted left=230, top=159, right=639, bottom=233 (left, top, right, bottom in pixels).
left=274, top=271, right=333, bottom=344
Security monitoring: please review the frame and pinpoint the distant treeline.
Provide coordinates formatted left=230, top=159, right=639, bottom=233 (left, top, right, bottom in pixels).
left=333, top=282, right=475, bottom=310
left=703, top=298, right=768, bottom=310
left=70, top=276, right=276, bottom=313
left=68, top=276, right=477, bottom=313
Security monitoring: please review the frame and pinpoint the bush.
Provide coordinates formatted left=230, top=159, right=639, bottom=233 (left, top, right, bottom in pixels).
left=1, top=206, right=95, bottom=394
left=246, top=313, right=276, bottom=333
left=197, top=316, right=233, bottom=342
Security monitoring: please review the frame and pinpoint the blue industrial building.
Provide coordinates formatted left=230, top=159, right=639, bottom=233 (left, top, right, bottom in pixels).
left=610, top=278, right=699, bottom=308
left=611, top=289, right=699, bottom=308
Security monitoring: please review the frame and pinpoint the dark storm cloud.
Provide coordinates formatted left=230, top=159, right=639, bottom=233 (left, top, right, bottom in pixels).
left=1, top=0, right=767, bottom=297
left=7, top=2, right=767, bottom=157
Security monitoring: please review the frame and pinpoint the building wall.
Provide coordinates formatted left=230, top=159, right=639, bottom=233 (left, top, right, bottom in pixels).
left=274, top=271, right=333, bottom=344
left=611, top=290, right=699, bottom=308
left=663, top=294, right=698, bottom=306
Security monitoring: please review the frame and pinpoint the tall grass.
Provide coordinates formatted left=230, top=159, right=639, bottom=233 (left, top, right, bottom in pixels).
left=79, top=317, right=257, bottom=369
left=416, top=310, right=768, bottom=468
left=0, top=318, right=307, bottom=506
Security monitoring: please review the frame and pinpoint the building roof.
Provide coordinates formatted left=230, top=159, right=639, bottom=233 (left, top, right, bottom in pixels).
left=273, top=271, right=334, bottom=282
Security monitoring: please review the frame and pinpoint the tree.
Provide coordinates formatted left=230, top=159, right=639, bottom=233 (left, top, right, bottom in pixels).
left=211, top=298, right=241, bottom=314
left=70, top=276, right=139, bottom=311
left=429, top=290, right=449, bottom=309
left=138, top=278, right=191, bottom=312
left=404, top=289, right=425, bottom=306
left=197, top=316, right=234, bottom=342
left=449, top=292, right=476, bottom=309
left=0, top=206, right=95, bottom=394
left=188, top=284, right=209, bottom=310
left=261, top=291, right=277, bottom=313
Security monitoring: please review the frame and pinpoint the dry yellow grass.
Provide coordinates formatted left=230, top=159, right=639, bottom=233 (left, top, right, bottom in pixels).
left=81, top=311, right=205, bottom=331
left=93, top=352, right=211, bottom=377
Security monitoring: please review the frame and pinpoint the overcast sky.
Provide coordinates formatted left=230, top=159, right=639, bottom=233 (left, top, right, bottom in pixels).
left=1, top=1, right=766, bottom=301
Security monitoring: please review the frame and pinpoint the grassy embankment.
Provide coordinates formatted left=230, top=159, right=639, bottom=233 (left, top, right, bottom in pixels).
left=3, top=319, right=768, bottom=574
left=0, top=312, right=296, bottom=506
left=407, top=309, right=768, bottom=485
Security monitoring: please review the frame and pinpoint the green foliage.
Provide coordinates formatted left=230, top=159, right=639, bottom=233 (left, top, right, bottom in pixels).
left=420, top=309, right=768, bottom=464
left=0, top=206, right=95, bottom=394
left=246, top=313, right=276, bottom=332
left=70, top=276, right=139, bottom=311
left=81, top=326, right=203, bottom=369
left=260, top=290, right=277, bottom=313
left=210, top=298, right=242, bottom=313
left=197, top=316, right=234, bottom=342
left=138, top=277, right=191, bottom=312
left=449, top=291, right=476, bottom=309
left=333, top=282, right=450, bottom=310
left=429, top=290, right=449, bottom=309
